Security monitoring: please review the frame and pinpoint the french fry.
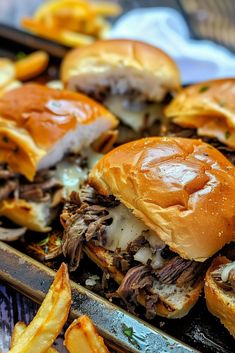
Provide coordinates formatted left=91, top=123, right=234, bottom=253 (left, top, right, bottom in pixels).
left=64, top=315, right=110, bottom=353
left=90, top=2, right=122, bottom=16
left=10, top=322, right=26, bottom=348
left=22, top=0, right=122, bottom=46
left=8, top=263, right=71, bottom=353
left=11, top=322, right=59, bottom=353
left=15, top=51, right=49, bottom=81
left=34, top=0, right=91, bottom=21
left=22, top=18, right=94, bottom=47
left=0, top=59, right=15, bottom=89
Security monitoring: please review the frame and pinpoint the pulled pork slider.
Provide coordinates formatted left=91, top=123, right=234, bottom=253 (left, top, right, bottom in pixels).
left=61, top=39, right=180, bottom=143
left=61, top=137, right=235, bottom=318
left=0, top=83, right=117, bottom=232
left=205, top=256, right=235, bottom=338
left=165, top=79, right=235, bottom=151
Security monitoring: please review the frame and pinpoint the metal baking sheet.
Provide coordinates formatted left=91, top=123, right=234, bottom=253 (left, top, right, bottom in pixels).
left=0, top=23, right=234, bottom=353
left=0, top=241, right=196, bottom=353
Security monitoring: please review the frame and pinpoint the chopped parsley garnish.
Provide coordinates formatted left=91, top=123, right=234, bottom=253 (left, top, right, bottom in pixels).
left=122, top=324, right=133, bottom=338
left=37, top=236, right=49, bottom=247
left=2, top=136, right=9, bottom=143
left=225, top=131, right=231, bottom=139
left=122, top=324, right=140, bottom=349
left=198, top=85, right=209, bottom=93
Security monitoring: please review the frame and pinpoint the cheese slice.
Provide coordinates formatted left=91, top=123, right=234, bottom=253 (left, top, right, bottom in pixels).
left=104, top=95, right=163, bottom=132
left=104, top=203, right=164, bottom=252
left=55, top=148, right=102, bottom=197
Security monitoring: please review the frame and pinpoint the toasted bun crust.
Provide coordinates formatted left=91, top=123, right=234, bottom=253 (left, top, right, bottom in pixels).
left=205, top=256, right=235, bottom=338
left=0, top=83, right=117, bottom=180
left=0, top=199, right=51, bottom=232
left=61, top=39, right=180, bottom=100
left=165, top=79, right=235, bottom=148
left=89, top=137, right=235, bottom=261
left=84, top=243, right=203, bottom=318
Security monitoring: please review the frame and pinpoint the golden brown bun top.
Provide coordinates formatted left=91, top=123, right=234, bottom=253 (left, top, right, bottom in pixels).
left=0, top=83, right=117, bottom=180
left=89, top=137, right=235, bottom=261
left=61, top=39, right=180, bottom=92
left=0, top=83, right=117, bottom=149
left=165, top=78, right=235, bottom=148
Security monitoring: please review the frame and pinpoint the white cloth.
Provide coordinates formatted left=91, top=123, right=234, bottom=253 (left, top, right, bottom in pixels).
left=108, top=7, right=235, bottom=84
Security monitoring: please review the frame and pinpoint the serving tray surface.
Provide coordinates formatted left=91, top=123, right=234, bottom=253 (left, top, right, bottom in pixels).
left=0, top=23, right=234, bottom=353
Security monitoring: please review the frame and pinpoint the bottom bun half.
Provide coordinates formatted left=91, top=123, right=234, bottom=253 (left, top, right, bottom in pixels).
left=84, top=242, right=203, bottom=319
left=0, top=199, right=51, bottom=232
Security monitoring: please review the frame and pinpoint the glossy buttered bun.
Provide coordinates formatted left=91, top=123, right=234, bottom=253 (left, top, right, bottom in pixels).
left=165, top=79, right=235, bottom=148
left=0, top=83, right=117, bottom=180
left=61, top=39, right=180, bottom=101
left=89, top=137, right=235, bottom=261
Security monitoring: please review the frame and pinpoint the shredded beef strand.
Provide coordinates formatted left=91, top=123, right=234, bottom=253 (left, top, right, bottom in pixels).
left=0, top=180, right=18, bottom=200
left=154, top=256, right=193, bottom=284
left=212, top=267, right=235, bottom=293
left=117, top=265, right=159, bottom=319
left=117, top=265, right=153, bottom=304
left=145, top=294, right=159, bottom=320
left=19, top=177, right=62, bottom=202
left=176, top=262, right=204, bottom=287
left=80, top=184, right=119, bottom=207
left=113, top=249, right=132, bottom=273
left=127, top=235, right=148, bottom=254
left=62, top=194, right=113, bottom=271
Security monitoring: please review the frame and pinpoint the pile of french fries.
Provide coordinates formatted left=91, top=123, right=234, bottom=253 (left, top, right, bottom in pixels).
left=0, top=51, right=49, bottom=95
left=7, top=263, right=109, bottom=353
left=21, top=0, right=122, bottom=47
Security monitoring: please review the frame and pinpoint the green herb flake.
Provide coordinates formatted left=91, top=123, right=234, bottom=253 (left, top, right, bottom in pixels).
left=225, top=131, right=231, bottom=139
left=2, top=136, right=9, bottom=143
left=121, top=324, right=140, bottom=349
left=122, top=324, right=133, bottom=338
left=37, top=236, right=49, bottom=247
left=198, top=85, right=210, bottom=93
left=16, top=51, right=27, bottom=60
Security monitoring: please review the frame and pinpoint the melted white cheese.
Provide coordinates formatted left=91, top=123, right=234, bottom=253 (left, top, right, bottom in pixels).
left=55, top=160, right=88, bottom=197
left=104, top=95, right=162, bottom=132
left=104, top=203, right=164, bottom=255
left=221, top=262, right=235, bottom=282
left=134, top=246, right=165, bottom=269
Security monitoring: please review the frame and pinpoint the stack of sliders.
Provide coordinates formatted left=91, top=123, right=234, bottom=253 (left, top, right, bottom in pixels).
left=0, top=83, right=117, bottom=237
left=165, top=79, right=235, bottom=163
left=61, top=39, right=181, bottom=143
left=61, top=136, right=235, bottom=318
